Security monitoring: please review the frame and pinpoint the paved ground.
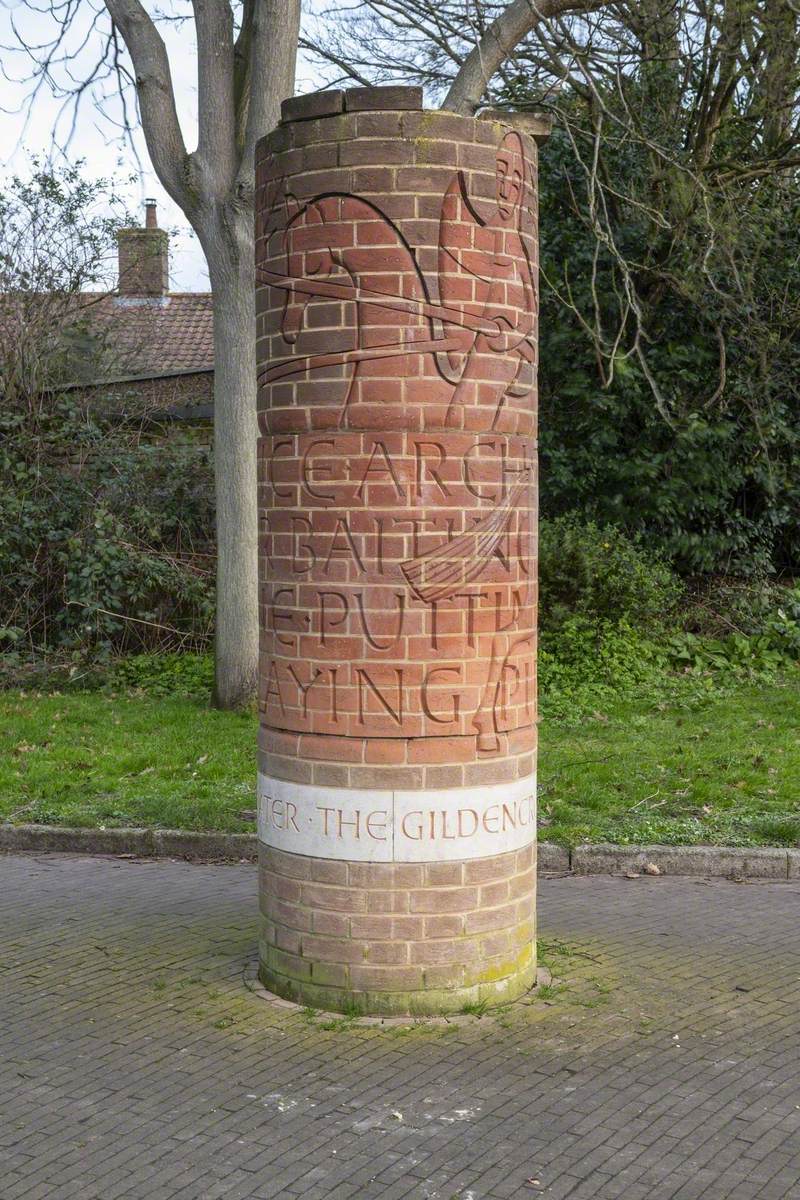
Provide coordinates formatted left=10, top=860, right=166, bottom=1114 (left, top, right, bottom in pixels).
left=2, top=854, right=799, bottom=1200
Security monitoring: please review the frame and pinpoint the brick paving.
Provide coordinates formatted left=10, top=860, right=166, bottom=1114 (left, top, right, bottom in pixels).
left=1, top=853, right=799, bottom=1199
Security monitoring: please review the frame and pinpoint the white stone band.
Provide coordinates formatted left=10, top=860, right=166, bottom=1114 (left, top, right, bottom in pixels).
left=257, top=773, right=536, bottom=863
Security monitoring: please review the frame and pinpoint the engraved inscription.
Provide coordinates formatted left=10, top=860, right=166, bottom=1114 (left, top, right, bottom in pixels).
left=256, top=128, right=538, bottom=754
left=257, top=774, right=537, bottom=863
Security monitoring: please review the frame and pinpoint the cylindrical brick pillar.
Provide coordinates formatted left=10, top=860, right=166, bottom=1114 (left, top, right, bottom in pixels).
left=254, top=86, right=539, bottom=1015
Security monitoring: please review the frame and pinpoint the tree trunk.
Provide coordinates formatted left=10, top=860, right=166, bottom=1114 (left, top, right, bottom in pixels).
left=205, top=210, right=259, bottom=710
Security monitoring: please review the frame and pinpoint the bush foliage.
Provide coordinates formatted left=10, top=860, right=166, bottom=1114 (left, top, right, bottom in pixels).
left=535, top=127, right=800, bottom=577
left=0, top=397, right=215, bottom=655
left=539, top=515, right=680, bottom=632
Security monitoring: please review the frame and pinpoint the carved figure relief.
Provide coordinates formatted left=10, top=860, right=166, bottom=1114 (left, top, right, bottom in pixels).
left=438, top=132, right=536, bottom=430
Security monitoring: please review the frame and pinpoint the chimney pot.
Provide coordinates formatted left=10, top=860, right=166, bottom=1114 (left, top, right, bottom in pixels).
left=145, top=199, right=158, bottom=229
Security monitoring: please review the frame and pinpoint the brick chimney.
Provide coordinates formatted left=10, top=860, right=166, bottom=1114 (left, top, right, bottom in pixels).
left=117, top=199, right=169, bottom=297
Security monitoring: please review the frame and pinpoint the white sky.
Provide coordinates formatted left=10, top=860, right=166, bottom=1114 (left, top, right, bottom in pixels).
left=0, top=2, right=332, bottom=291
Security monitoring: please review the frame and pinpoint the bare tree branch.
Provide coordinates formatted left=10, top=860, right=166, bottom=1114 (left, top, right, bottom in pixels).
left=104, top=0, right=192, bottom=212
left=193, top=0, right=236, bottom=190
left=444, top=0, right=607, bottom=113
left=235, top=0, right=300, bottom=196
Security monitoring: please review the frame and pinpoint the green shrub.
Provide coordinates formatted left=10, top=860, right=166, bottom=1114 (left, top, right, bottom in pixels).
left=532, top=100, right=800, bottom=578
left=539, top=617, right=667, bottom=720
left=0, top=397, right=215, bottom=654
left=682, top=577, right=800, bottom=638
left=108, top=652, right=214, bottom=697
left=666, top=585, right=800, bottom=676
left=539, top=515, right=681, bottom=632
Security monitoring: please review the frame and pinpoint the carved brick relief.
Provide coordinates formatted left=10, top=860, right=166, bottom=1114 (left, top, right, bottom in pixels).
left=256, top=110, right=538, bottom=769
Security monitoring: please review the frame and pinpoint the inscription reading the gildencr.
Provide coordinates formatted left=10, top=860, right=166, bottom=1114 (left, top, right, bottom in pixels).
left=257, top=775, right=537, bottom=863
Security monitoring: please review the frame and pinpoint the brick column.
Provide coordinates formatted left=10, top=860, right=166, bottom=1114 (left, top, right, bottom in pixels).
left=255, top=87, right=539, bottom=1015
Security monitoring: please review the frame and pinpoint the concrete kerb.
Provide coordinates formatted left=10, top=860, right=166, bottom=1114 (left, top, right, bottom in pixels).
left=1, top=824, right=797, bottom=878
left=0, top=824, right=257, bottom=861
left=571, top=842, right=798, bottom=880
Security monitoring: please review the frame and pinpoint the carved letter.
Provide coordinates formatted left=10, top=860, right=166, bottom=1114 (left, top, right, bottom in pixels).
left=463, top=440, right=502, bottom=500
left=354, top=591, right=405, bottom=650
left=356, top=668, right=404, bottom=727
left=401, top=811, right=423, bottom=840
left=288, top=664, right=325, bottom=719
left=356, top=440, right=404, bottom=500
left=291, top=516, right=316, bottom=574
left=414, top=441, right=450, bottom=499
left=271, top=586, right=300, bottom=647
left=495, top=587, right=523, bottom=634
left=323, top=517, right=365, bottom=574
left=263, top=661, right=287, bottom=715
left=317, top=806, right=335, bottom=836
left=366, top=810, right=389, bottom=841
left=319, top=591, right=349, bottom=644
left=269, top=438, right=294, bottom=500
left=302, top=439, right=336, bottom=501
left=458, top=809, right=479, bottom=838
left=421, top=666, right=462, bottom=725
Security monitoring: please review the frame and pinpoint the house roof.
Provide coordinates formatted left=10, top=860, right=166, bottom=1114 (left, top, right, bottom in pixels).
left=84, top=292, right=214, bottom=381
left=0, top=290, right=215, bottom=391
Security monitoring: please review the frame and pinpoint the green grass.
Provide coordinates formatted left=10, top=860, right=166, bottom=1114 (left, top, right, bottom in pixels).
left=1, top=675, right=799, bottom=846
left=0, top=691, right=255, bottom=831
left=541, top=677, right=800, bottom=846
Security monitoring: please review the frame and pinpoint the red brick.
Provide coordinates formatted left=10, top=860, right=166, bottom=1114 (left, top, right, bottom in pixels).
left=424, top=915, right=464, bottom=938
left=480, top=880, right=510, bottom=906
left=407, top=737, right=474, bottom=764
left=349, top=965, right=424, bottom=991
left=310, top=961, right=349, bottom=988
left=312, top=910, right=350, bottom=937
left=464, top=853, right=515, bottom=884
left=345, top=86, right=422, bottom=112
left=308, top=859, right=349, bottom=885
left=364, top=941, right=409, bottom=965
left=423, top=765, right=465, bottom=788
left=479, top=930, right=512, bottom=958
left=410, top=939, right=479, bottom=965
left=310, top=763, right=351, bottom=787
left=275, top=926, right=302, bottom=955
left=299, top=734, right=364, bottom=763
left=301, top=934, right=365, bottom=964
left=424, top=863, right=463, bottom=887
left=366, top=890, right=410, bottom=914
left=364, top=738, right=408, bottom=764
left=508, top=868, right=536, bottom=900
left=264, top=946, right=312, bottom=982
left=282, top=91, right=344, bottom=123
left=464, top=901, right=518, bottom=934
left=422, top=964, right=465, bottom=989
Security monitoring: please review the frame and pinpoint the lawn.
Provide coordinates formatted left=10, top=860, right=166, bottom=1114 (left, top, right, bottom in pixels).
left=1, top=678, right=799, bottom=846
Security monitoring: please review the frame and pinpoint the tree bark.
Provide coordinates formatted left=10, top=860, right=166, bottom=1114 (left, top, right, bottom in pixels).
left=102, top=0, right=299, bottom=708
left=201, top=205, right=259, bottom=710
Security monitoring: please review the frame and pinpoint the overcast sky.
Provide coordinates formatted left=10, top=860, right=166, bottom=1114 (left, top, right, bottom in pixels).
left=0, top=1, right=332, bottom=292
